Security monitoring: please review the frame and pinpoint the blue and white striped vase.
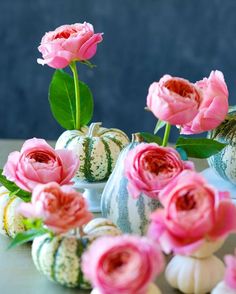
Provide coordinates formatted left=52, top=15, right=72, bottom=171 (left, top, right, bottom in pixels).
left=208, top=108, right=236, bottom=185
left=101, top=134, right=160, bottom=235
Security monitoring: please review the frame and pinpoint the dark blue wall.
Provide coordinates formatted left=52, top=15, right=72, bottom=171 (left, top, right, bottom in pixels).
left=1, top=0, right=236, bottom=141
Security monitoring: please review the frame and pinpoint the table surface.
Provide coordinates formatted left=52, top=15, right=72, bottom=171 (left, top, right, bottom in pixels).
left=0, top=139, right=235, bottom=294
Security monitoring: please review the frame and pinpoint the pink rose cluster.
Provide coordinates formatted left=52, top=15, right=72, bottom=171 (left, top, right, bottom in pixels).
left=124, top=143, right=194, bottom=199
left=19, top=182, right=92, bottom=234
left=37, top=22, right=103, bottom=69
left=147, top=70, right=228, bottom=134
left=3, top=138, right=79, bottom=192
left=224, top=250, right=236, bottom=290
left=148, top=171, right=236, bottom=254
left=82, top=235, right=164, bottom=294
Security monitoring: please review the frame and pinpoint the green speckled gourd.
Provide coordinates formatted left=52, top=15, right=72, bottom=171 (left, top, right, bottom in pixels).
left=31, top=218, right=121, bottom=289
left=101, top=134, right=161, bottom=235
left=55, top=122, right=129, bottom=182
left=0, top=186, right=25, bottom=238
left=208, top=107, right=236, bottom=185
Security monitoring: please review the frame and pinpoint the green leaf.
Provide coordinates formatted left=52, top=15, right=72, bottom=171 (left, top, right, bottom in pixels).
left=176, top=147, right=188, bottom=161
left=49, top=70, right=93, bottom=130
left=154, top=120, right=166, bottom=134
left=176, top=137, right=227, bottom=159
left=139, top=132, right=162, bottom=145
left=0, top=169, right=31, bottom=202
left=8, top=229, right=47, bottom=249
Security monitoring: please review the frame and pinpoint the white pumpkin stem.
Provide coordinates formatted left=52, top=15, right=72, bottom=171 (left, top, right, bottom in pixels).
left=132, top=133, right=144, bottom=143
left=88, top=122, right=102, bottom=137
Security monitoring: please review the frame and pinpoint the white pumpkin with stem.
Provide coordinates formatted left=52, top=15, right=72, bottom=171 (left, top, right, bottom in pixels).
left=165, top=239, right=225, bottom=294
left=55, top=122, right=129, bottom=182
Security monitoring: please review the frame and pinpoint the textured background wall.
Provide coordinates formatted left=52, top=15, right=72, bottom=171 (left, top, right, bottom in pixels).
left=0, top=0, right=236, bottom=141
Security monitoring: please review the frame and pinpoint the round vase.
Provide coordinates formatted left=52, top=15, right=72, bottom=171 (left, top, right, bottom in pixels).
left=208, top=108, right=236, bottom=185
left=0, top=186, right=25, bottom=238
left=165, top=240, right=225, bottom=294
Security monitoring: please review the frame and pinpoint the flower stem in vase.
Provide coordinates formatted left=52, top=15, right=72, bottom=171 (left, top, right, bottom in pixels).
left=162, top=123, right=171, bottom=147
left=70, top=61, right=80, bottom=130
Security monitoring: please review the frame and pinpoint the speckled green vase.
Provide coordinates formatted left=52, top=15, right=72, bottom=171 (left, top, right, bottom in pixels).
left=208, top=107, right=236, bottom=185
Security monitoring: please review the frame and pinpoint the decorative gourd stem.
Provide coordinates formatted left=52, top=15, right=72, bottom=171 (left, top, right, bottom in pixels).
left=131, top=133, right=144, bottom=143
left=88, top=122, right=102, bottom=137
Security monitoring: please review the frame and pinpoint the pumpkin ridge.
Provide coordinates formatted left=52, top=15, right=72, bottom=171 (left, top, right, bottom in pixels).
left=101, top=138, right=113, bottom=180
left=76, top=238, right=90, bottom=288
left=107, top=136, right=123, bottom=150
left=3, top=196, right=16, bottom=237
left=51, top=237, right=64, bottom=282
left=137, top=195, right=148, bottom=235
left=64, top=135, right=78, bottom=148
left=80, top=137, right=96, bottom=182
left=36, top=236, right=51, bottom=273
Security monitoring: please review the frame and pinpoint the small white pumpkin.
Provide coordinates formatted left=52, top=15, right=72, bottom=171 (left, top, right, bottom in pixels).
left=165, top=241, right=225, bottom=294
left=31, top=217, right=121, bottom=289
left=212, top=281, right=236, bottom=294
left=0, top=186, right=25, bottom=238
left=91, top=283, right=162, bottom=294
left=55, top=122, right=129, bottom=182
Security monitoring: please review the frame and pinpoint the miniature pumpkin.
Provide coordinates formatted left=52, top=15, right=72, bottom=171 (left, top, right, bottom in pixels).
left=101, top=134, right=160, bottom=235
left=31, top=218, right=121, bottom=289
left=55, top=122, right=129, bottom=182
left=212, top=281, right=235, bottom=294
left=165, top=240, right=225, bottom=294
left=0, top=186, right=25, bottom=238
left=208, top=108, right=236, bottom=185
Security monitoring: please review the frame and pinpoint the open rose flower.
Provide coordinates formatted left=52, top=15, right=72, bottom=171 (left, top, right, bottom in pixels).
left=18, top=182, right=92, bottom=234
left=181, top=70, right=229, bottom=134
left=148, top=171, right=236, bottom=255
left=82, top=235, right=164, bottom=294
left=37, top=22, right=103, bottom=69
left=124, top=143, right=194, bottom=199
left=147, top=75, right=201, bottom=125
left=224, top=251, right=236, bottom=290
left=3, top=138, right=79, bottom=192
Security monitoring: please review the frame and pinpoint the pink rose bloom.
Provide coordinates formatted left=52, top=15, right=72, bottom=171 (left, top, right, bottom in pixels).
left=3, top=138, right=79, bottom=192
left=37, top=22, right=103, bottom=69
left=82, top=235, right=164, bottom=294
left=148, top=171, right=236, bottom=255
left=19, top=182, right=92, bottom=234
left=147, top=75, right=201, bottom=125
left=224, top=251, right=236, bottom=290
left=181, top=70, right=229, bottom=134
left=124, top=143, right=194, bottom=199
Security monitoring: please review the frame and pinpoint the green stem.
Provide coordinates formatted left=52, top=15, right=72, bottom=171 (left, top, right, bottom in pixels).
left=162, top=123, right=171, bottom=147
left=70, top=61, right=80, bottom=130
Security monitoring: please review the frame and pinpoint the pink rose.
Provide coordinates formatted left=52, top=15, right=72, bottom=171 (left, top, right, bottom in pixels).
left=82, top=235, right=164, bottom=294
left=3, top=138, right=79, bottom=192
left=19, top=182, right=92, bottom=234
left=147, top=75, right=201, bottom=125
left=181, top=70, right=229, bottom=134
left=37, top=22, right=103, bottom=69
left=148, top=171, right=236, bottom=254
left=224, top=251, right=236, bottom=289
left=124, top=143, right=194, bottom=199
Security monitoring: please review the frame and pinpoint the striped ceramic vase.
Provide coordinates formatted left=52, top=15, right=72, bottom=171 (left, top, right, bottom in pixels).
left=208, top=108, right=236, bottom=185
left=101, top=134, right=161, bottom=235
